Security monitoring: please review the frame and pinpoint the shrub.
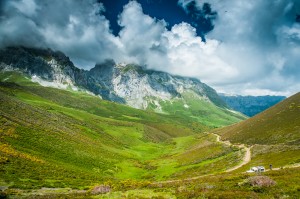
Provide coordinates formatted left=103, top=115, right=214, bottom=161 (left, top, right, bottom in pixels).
left=247, top=176, right=276, bottom=187
left=0, top=191, right=7, bottom=199
left=90, top=185, right=111, bottom=195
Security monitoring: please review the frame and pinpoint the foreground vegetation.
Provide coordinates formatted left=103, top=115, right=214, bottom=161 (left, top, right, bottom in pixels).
left=98, top=167, right=300, bottom=199
left=3, top=167, right=300, bottom=198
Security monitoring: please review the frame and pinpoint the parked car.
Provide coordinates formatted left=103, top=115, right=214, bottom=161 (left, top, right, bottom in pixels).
left=246, top=166, right=265, bottom=173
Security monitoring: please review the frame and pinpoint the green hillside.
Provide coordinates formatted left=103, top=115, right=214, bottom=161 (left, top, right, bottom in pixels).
left=213, top=92, right=300, bottom=176
left=1, top=71, right=299, bottom=198
left=0, top=71, right=244, bottom=190
left=158, top=91, right=246, bottom=128
left=214, top=92, right=300, bottom=145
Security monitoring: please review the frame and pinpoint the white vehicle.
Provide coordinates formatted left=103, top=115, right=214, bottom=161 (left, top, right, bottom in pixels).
left=246, top=166, right=265, bottom=173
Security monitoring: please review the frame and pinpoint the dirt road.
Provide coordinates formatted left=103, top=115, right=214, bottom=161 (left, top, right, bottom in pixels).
left=152, top=133, right=252, bottom=185
left=211, top=133, right=251, bottom=172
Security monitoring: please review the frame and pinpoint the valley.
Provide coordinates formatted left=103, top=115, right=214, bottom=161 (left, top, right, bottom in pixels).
left=0, top=71, right=244, bottom=196
left=0, top=70, right=299, bottom=198
left=0, top=0, right=299, bottom=197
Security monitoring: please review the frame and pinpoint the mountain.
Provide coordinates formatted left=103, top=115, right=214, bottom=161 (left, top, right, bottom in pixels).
left=219, top=94, right=286, bottom=117
left=0, top=48, right=299, bottom=198
left=0, top=46, right=245, bottom=127
left=214, top=92, right=300, bottom=145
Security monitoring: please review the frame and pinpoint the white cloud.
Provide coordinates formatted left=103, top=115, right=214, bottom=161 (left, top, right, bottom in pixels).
left=179, top=0, right=300, bottom=96
left=0, top=0, right=238, bottom=84
left=9, top=0, right=38, bottom=17
left=117, top=1, right=168, bottom=64
left=0, top=0, right=299, bottom=96
left=0, top=0, right=122, bottom=67
left=162, top=23, right=238, bottom=83
left=117, top=1, right=237, bottom=84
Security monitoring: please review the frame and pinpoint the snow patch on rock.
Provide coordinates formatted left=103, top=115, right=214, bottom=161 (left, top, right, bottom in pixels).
left=112, top=68, right=172, bottom=109
left=31, top=75, right=78, bottom=91
left=226, top=108, right=240, bottom=114
left=184, top=104, right=189, bottom=108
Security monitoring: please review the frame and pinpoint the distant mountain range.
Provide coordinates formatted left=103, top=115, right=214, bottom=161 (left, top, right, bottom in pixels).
left=0, top=46, right=245, bottom=127
left=219, top=94, right=286, bottom=117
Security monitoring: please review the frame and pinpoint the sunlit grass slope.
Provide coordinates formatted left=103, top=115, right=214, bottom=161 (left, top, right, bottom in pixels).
left=213, top=92, right=300, bottom=172
left=0, top=71, right=244, bottom=189
left=214, top=92, right=300, bottom=145
left=159, top=91, right=246, bottom=128
left=145, top=92, right=246, bottom=128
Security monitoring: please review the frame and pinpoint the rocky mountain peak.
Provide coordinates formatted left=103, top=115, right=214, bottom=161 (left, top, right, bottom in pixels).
left=0, top=46, right=228, bottom=111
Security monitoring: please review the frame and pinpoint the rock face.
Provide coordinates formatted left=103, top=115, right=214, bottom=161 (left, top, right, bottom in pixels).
left=0, top=46, right=81, bottom=90
left=219, top=94, right=286, bottom=117
left=0, top=46, right=227, bottom=110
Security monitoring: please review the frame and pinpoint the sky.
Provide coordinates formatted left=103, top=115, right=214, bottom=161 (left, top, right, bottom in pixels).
left=0, top=0, right=299, bottom=96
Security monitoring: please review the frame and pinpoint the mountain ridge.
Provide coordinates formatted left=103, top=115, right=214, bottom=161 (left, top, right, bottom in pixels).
left=219, top=94, right=286, bottom=116
left=0, top=46, right=231, bottom=114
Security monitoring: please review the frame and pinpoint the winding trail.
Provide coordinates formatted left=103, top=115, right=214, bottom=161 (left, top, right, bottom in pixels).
left=152, top=133, right=252, bottom=185
left=265, top=162, right=300, bottom=172
left=151, top=134, right=300, bottom=186
left=211, top=133, right=252, bottom=172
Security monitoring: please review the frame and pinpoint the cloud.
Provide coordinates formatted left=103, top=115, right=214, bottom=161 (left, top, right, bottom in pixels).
left=0, top=0, right=299, bottom=96
left=0, top=0, right=122, bottom=68
left=117, top=1, right=168, bottom=64
left=117, top=1, right=237, bottom=83
left=0, top=0, right=234, bottom=81
left=9, top=0, right=38, bottom=17
left=179, top=0, right=300, bottom=96
left=177, top=0, right=217, bottom=37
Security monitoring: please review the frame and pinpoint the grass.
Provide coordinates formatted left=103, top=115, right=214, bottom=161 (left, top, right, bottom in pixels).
left=211, top=91, right=300, bottom=179
left=157, top=91, right=246, bottom=128
left=94, top=189, right=176, bottom=199
left=0, top=71, right=244, bottom=192
left=3, top=168, right=300, bottom=198
left=251, top=145, right=300, bottom=167
left=0, top=71, right=299, bottom=198
left=213, top=92, right=300, bottom=145
left=230, top=144, right=300, bottom=174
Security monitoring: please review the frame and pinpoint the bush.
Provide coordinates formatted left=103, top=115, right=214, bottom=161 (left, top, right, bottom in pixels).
left=90, top=185, right=111, bottom=195
left=0, top=191, right=7, bottom=199
left=247, top=176, right=276, bottom=187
